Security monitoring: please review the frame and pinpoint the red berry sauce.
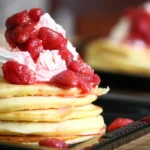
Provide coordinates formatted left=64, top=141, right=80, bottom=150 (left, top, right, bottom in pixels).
left=3, top=8, right=101, bottom=94
left=39, top=138, right=68, bottom=148
left=123, top=7, right=150, bottom=46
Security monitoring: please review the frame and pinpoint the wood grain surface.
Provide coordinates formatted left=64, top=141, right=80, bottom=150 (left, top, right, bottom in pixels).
left=115, top=133, right=150, bottom=150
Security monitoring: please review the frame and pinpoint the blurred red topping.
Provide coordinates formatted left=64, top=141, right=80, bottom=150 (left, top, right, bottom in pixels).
left=108, top=118, right=134, bottom=132
left=124, top=7, right=150, bottom=45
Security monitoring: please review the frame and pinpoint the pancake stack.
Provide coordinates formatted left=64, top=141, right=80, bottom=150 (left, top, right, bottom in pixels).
left=0, top=78, right=108, bottom=145
left=85, top=39, right=150, bottom=76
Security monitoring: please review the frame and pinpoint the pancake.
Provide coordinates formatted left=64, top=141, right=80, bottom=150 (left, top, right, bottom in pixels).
left=0, top=94, right=103, bottom=113
left=0, top=104, right=103, bottom=122
left=0, top=76, right=108, bottom=146
left=85, top=39, right=150, bottom=76
left=0, top=135, right=100, bottom=145
left=0, top=78, right=108, bottom=98
left=0, top=116, right=105, bottom=136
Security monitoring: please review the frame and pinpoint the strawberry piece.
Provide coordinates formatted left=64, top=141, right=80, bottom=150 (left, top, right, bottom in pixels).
left=108, top=118, right=134, bottom=132
left=39, top=138, right=68, bottom=148
left=5, top=10, right=30, bottom=29
left=76, top=73, right=91, bottom=93
left=12, top=26, right=28, bottom=44
left=29, top=8, right=44, bottom=22
left=77, top=55, right=84, bottom=62
left=2, top=61, right=36, bottom=84
left=23, top=24, right=37, bottom=38
left=17, top=43, right=27, bottom=51
left=75, top=72, right=100, bottom=92
left=67, top=60, right=94, bottom=76
left=78, top=78, right=91, bottom=94
left=38, top=27, right=67, bottom=50
left=27, top=37, right=44, bottom=61
left=50, top=70, right=78, bottom=88
left=12, top=24, right=37, bottom=44
left=5, top=29, right=16, bottom=48
left=90, top=74, right=101, bottom=87
left=58, top=47, right=73, bottom=63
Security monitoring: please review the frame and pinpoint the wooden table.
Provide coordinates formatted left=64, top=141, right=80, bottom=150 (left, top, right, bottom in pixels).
left=115, top=133, right=150, bottom=150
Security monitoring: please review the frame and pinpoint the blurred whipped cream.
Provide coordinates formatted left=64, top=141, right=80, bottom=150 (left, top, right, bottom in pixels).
left=0, top=13, right=78, bottom=81
left=109, top=17, right=130, bottom=43
left=143, top=2, right=150, bottom=13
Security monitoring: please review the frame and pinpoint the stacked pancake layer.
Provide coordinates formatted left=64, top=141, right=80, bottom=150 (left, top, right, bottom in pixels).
left=0, top=78, right=109, bottom=145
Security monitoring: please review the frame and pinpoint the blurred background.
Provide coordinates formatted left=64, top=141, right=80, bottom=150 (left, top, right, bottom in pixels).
left=0, top=0, right=146, bottom=37
left=1, top=0, right=150, bottom=125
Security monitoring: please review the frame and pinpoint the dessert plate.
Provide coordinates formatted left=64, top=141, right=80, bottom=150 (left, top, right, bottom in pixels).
left=0, top=116, right=150, bottom=150
left=95, top=92, right=150, bottom=125
left=97, top=91, right=150, bottom=105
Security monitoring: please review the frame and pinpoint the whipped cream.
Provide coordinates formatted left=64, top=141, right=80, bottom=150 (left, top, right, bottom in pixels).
left=109, top=17, right=130, bottom=43
left=36, top=50, right=67, bottom=82
left=0, top=48, right=67, bottom=82
left=143, top=2, right=150, bottom=13
left=0, top=13, right=78, bottom=81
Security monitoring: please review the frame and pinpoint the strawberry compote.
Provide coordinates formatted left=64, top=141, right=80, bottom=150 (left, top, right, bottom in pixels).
left=2, top=8, right=101, bottom=94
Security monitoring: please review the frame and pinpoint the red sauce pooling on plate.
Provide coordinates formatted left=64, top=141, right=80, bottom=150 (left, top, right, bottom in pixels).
left=39, top=138, right=68, bottom=148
